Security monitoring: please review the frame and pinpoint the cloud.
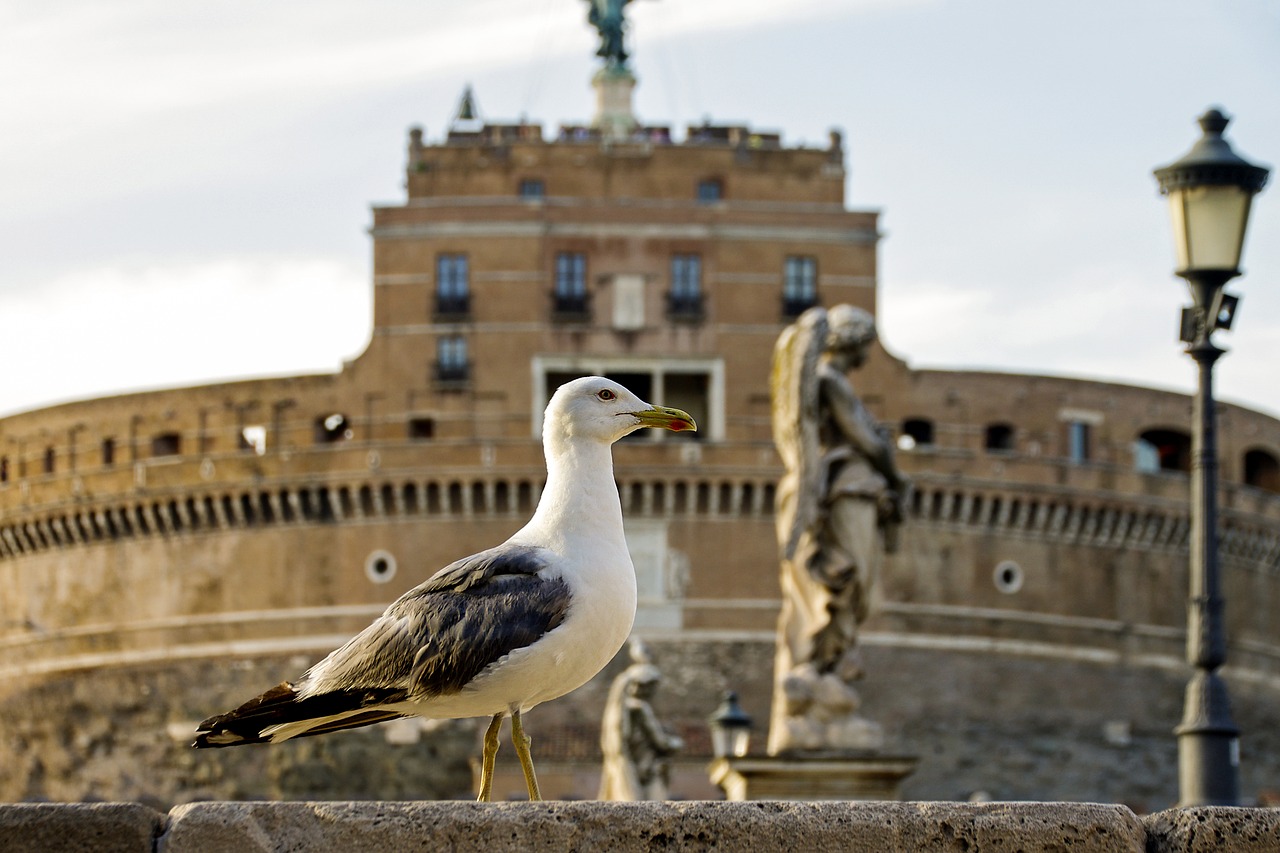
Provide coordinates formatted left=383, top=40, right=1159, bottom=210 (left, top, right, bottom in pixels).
left=0, top=257, right=370, bottom=416
left=879, top=266, right=1193, bottom=391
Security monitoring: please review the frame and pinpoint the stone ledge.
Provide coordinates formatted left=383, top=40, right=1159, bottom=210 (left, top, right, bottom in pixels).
left=1144, top=806, right=1280, bottom=852
left=0, top=803, right=162, bottom=853
left=0, top=801, right=1277, bottom=852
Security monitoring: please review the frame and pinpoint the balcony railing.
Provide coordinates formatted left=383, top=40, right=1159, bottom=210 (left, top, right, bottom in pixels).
left=433, top=294, right=470, bottom=320
left=666, top=292, right=705, bottom=323
left=782, top=295, right=818, bottom=318
left=433, top=362, right=470, bottom=388
left=552, top=292, right=591, bottom=322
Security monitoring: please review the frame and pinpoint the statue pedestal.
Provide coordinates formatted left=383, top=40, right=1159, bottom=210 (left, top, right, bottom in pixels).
left=592, top=67, right=638, bottom=140
left=709, top=753, right=918, bottom=801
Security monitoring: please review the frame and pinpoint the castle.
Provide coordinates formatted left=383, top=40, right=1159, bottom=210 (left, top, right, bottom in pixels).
left=2, top=17, right=1279, bottom=808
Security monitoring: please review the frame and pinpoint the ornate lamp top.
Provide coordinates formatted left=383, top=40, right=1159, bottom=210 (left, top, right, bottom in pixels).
left=1154, top=108, right=1270, bottom=195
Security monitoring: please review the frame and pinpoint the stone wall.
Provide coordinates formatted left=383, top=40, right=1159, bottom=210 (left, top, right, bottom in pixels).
left=0, top=657, right=477, bottom=806
left=4, top=637, right=1279, bottom=809
left=3, top=801, right=1279, bottom=853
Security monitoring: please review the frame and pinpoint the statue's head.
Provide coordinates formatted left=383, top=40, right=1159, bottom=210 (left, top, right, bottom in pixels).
left=824, top=305, right=877, bottom=367
left=625, top=663, right=662, bottom=698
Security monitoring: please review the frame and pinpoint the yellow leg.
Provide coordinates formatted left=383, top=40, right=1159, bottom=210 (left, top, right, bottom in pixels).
left=477, top=712, right=504, bottom=802
left=510, top=708, right=542, bottom=801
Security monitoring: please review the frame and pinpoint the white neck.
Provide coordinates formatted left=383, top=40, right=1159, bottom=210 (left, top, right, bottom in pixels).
left=515, top=437, right=626, bottom=554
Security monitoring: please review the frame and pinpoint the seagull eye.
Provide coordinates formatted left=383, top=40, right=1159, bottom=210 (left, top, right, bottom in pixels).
left=597, top=389, right=616, bottom=402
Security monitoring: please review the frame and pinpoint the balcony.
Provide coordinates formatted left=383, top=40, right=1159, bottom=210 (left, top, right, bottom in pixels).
left=433, top=294, right=470, bottom=321
left=666, top=292, right=705, bottom=323
left=781, top=295, right=818, bottom=318
left=552, top=293, right=591, bottom=323
left=433, top=361, right=470, bottom=390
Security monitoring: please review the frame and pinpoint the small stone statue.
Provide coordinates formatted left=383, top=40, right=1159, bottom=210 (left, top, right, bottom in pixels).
left=585, top=0, right=633, bottom=68
left=768, top=305, right=908, bottom=754
left=599, top=640, right=684, bottom=800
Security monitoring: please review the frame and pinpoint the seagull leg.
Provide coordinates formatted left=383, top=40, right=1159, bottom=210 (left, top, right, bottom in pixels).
left=477, top=712, right=504, bottom=802
left=510, top=708, right=542, bottom=801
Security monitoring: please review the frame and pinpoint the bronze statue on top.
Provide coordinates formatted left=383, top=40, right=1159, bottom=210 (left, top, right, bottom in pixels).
left=585, top=0, right=634, bottom=68
left=768, top=305, right=908, bottom=754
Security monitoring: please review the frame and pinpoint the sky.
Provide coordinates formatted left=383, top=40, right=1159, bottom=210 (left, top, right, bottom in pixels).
left=2, top=0, right=1278, bottom=419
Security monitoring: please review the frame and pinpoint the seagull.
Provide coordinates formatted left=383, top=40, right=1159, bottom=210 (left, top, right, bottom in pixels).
left=193, top=376, right=696, bottom=801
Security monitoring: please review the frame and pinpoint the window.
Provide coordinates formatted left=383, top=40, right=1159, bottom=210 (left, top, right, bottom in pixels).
left=43, top=447, right=55, bottom=474
left=697, top=178, right=723, bottom=203
left=1244, top=448, right=1280, bottom=493
left=0, top=456, right=7, bottom=483
left=436, top=335, right=469, bottom=383
left=518, top=178, right=545, bottom=199
left=553, top=252, right=589, bottom=318
left=435, top=253, right=469, bottom=316
left=102, top=438, right=116, bottom=466
left=901, top=418, right=935, bottom=449
left=663, top=372, right=709, bottom=442
left=365, top=550, right=398, bottom=584
left=315, top=414, right=352, bottom=443
left=536, top=358, right=724, bottom=442
left=152, top=432, right=181, bottom=457
left=783, top=256, right=817, bottom=317
left=408, top=417, right=435, bottom=440
left=668, top=253, right=703, bottom=320
left=1067, top=421, right=1091, bottom=464
left=1135, top=429, right=1191, bottom=473
left=1134, top=440, right=1160, bottom=473
left=240, top=425, right=267, bottom=456
left=993, top=561, right=1025, bottom=594
left=984, top=423, right=1015, bottom=453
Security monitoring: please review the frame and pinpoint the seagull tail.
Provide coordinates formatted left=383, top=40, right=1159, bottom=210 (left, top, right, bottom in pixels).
left=192, top=681, right=409, bottom=748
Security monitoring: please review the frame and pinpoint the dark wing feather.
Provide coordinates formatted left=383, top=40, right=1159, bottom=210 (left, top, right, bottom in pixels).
left=192, top=682, right=408, bottom=748
left=193, top=544, right=569, bottom=748
left=405, top=567, right=572, bottom=697
left=322, top=545, right=573, bottom=696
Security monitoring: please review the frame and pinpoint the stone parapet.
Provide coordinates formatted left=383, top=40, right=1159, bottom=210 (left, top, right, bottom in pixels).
left=0, top=803, right=162, bottom=853
left=2, top=801, right=1278, bottom=853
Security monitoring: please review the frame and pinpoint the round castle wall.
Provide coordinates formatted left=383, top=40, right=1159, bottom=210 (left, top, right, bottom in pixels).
left=3, top=638, right=1280, bottom=809
left=3, top=361, right=1280, bottom=806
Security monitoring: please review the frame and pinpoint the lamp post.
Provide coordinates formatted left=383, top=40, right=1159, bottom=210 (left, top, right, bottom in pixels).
left=708, top=690, right=753, bottom=759
left=1153, top=107, right=1269, bottom=807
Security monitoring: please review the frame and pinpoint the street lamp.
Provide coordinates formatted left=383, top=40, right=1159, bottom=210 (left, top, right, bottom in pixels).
left=1153, top=107, right=1270, bottom=807
left=708, top=690, right=753, bottom=759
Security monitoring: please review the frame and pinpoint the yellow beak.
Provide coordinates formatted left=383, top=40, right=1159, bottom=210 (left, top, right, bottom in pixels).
left=633, top=405, right=697, bottom=433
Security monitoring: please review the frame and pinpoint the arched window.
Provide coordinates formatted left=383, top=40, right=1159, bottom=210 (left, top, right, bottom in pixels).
left=899, top=418, right=934, bottom=450
left=984, top=423, right=1015, bottom=452
left=1244, top=448, right=1280, bottom=493
left=151, top=432, right=182, bottom=457
left=315, top=414, right=352, bottom=443
left=1135, top=428, right=1191, bottom=473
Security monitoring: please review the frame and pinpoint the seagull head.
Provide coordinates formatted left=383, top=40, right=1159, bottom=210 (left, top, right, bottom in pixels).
left=544, top=376, right=697, bottom=447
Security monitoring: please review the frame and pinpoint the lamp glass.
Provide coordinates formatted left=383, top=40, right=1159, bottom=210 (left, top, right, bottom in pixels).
left=710, top=726, right=729, bottom=758
left=711, top=717, right=747, bottom=758
left=1168, top=183, right=1254, bottom=273
left=710, top=725, right=750, bottom=758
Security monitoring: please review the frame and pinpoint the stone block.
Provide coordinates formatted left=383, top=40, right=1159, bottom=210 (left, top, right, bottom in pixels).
left=161, top=800, right=1146, bottom=853
left=1144, top=806, right=1280, bottom=852
left=0, top=803, right=162, bottom=853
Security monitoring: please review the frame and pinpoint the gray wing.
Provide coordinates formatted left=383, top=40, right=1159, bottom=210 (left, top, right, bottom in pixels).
left=300, top=544, right=572, bottom=700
